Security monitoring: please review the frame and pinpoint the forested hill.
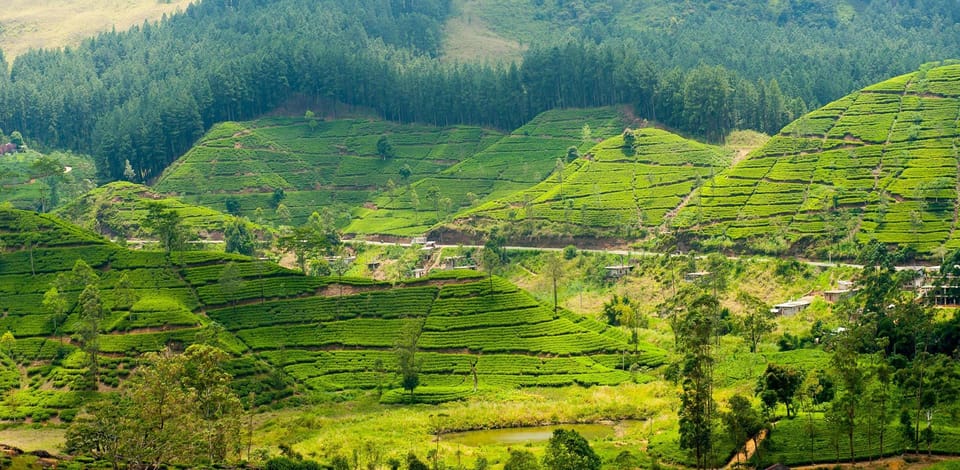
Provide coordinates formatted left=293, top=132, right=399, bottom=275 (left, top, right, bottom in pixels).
left=0, top=0, right=803, bottom=185
left=0, top=0, right=454, bottom=181
left=1, top=1, right=956, bottom=189
left=463, top=0, right=960, bottom=105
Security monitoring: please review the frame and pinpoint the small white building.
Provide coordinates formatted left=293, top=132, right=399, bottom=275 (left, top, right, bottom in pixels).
left=412, top=268, right=428, bottom=279
left=772, top=299, right=812, bottom=316
left=822, top=289, right=854, bottom=303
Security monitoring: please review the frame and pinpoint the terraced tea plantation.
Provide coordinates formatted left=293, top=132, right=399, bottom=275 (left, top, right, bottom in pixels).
left=210, top=273, right=666, bottom=403
left=154, top=117, right=502, bottom=225
left=346, top=107, right=630, bottom=236
left=676, top=61, right=960, bottom=254
left=56, top=181, right=250, bottom=238
left=0, top=207, right=665, bottom=421
left=458, top=128, right=729, bottom=237
left=0, top=209, right=306, bottom=419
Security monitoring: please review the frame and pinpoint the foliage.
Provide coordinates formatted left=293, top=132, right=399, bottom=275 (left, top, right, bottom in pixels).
left=504, top=449, right=540, bottom=470
left=396, top=318, right=423, bottom=403
left=65, top=345, right=243, bottom=468
left=756, top=363, right=804, bottom=419
left=224, top=217, right=255, bottom=256
left=277, top=211, right=340, bottom=272
left=76, top=283, right=105, bottom=388
left=466, top=126, right=729, bottom=239
left=542, top=429, right=601, bottom=470
left=721, top=395, right=763, bottom=465
left=0, top=1, right=807, bottom=189
left=676, top=292, right=719, bottom=469
left=142, top=202, right=187, bottom=254
left=156, top=117, right=500, bottom=227
left=735, top=291, right=774, bottom=353
left=0, top=150, right=95, bottom=213
left=349, top=107, right=627, bottom=236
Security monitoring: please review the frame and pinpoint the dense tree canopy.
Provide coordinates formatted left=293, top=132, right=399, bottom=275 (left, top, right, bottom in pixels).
left=0, top=0, right=806, bottom=185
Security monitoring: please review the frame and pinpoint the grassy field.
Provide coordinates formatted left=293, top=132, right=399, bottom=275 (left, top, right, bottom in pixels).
left=0, top=0, right=194, bottom=60
left=0, top=207, right=664, bottom=424
left=676, top=61, right=960, bottom=257
left=441, top=0, right=525, bottom=64
left=251, top=249, right=854, bottom=469
left=210, top=272, right=665, bottom=397
left=0, top=208, right=295, bottom=421
left=146, top=61, right=960, bottom=258
left=0, top=0, right=195, bottom=61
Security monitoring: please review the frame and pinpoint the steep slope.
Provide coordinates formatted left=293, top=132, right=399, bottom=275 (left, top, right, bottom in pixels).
left=0, top=209, right=665, bottom=418
left=0, top=209, right=291, bottom=418
left=154, top=117, right=502, bottom=226
left=675, top=61, right=960, bottom=256
left=346, top=107, right=630, bottom=237
left=449, top=127, right=730, bottom=241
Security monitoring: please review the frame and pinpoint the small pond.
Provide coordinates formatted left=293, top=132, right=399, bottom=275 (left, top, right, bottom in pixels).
left=445, top=422, right=619, bottom=446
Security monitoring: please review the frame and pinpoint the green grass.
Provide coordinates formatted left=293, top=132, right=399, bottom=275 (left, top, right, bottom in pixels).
left=236, top=276, right=666, bottom=394
left=0, top=207, right=296, bottom=413
left=762, top=414, right=960, bottom=466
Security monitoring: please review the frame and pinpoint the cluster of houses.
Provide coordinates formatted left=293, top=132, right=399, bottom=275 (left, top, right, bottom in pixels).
left=769, top=267, right=960, bottom=314
left=367, top=239, right=960, bottom=309
left=364, top=238, right=480, bottom=279
left=913, top=266, right=960, bottom=305
left=769, top=279, right=858, bottom=316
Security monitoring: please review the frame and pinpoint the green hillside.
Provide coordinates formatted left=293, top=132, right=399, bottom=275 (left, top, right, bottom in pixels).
left=0, top=149, right=96, bottom=212
left=0, top=208, right=664, bottom=420
left=453, top=127, right=730, bottom=240
left=675, top=61, right=960, bottom=257
left=210, top=273, right=665, bottom=403
left=154, top=117, right=503, bottom=226
left=346, top=107, right=630, bottom=236
left=0, top=209, right=293, bottom=419
left=56, top=181, right=250, bottom=239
